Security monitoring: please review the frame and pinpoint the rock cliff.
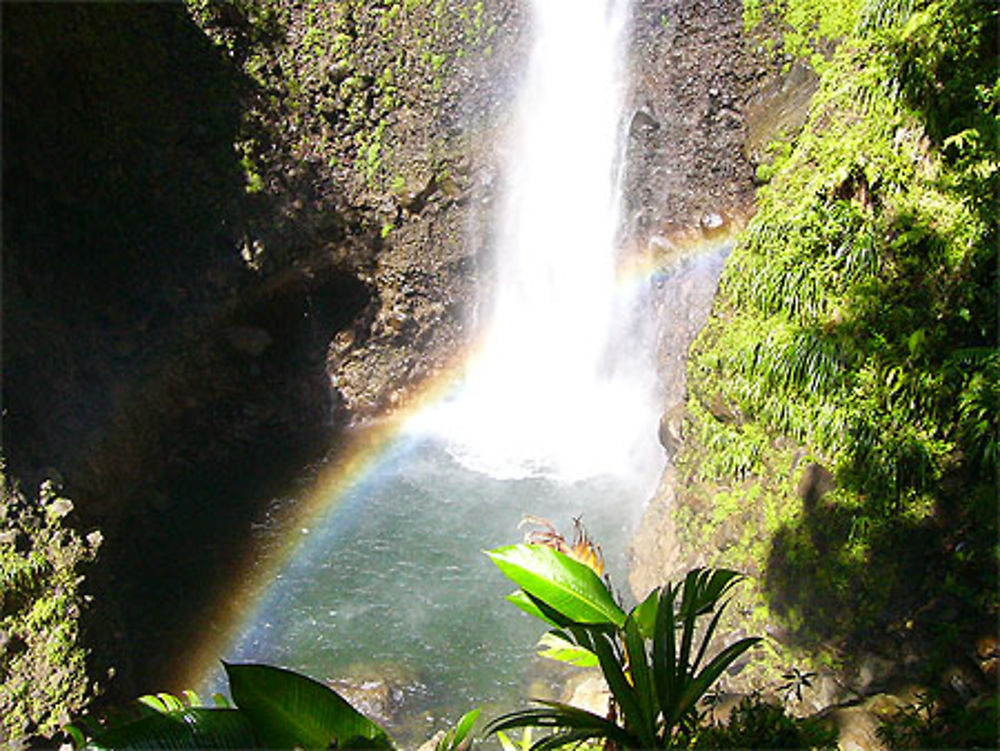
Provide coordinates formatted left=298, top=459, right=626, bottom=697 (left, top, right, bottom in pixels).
left=2, top=0, right=519, bottom=721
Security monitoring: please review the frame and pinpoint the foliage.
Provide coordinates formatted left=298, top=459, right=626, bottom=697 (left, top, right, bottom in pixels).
left=744, top=0, right=863, bottom=63
left=692, top=695, right=836, bottom=749
left=68, top=662, right=418, bottom=750
left=183, top=0, right=498, bottom=216
left=436, top=708, right=481, bottom=751
left=488, top=543, right=625, bottom=627
left=68, top=532, right=831, bottom=751
left=877, top=691, right=1000, bottom=749
left=66, top=549, right=778, bottom=750
left=485, top=545, right=760, bottom=750
left=0, top=468, right=101, bottom=745
left=674, top=0, right=998, bottom=680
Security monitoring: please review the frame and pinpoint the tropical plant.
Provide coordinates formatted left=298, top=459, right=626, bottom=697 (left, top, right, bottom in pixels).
left=876, top=690, right=1000, bottom=749
left=484, top=543, right=760, bottom=750
left=67, top=662, right=479, bottom=751
left=691, top=694, right=837, bottom=749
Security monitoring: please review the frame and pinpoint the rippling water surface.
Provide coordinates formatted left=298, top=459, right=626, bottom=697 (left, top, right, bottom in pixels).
left=210, top=435, right=648, bottom=743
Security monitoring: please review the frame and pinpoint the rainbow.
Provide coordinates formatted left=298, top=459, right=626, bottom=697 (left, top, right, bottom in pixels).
left=176, top=219, right=745, bottom=692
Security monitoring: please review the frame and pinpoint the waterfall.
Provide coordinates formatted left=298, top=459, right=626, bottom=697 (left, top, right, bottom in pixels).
left=199, top=1, right=666, bottom=726
left=422, top=0, right=659, bottom=484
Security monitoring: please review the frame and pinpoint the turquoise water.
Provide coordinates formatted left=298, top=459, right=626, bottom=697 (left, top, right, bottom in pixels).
left=208, top=434, right=650, bottom=744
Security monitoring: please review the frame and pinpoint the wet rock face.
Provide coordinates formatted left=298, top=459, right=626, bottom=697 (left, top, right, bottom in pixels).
left=743, top=59, right=818, bottom=167
left=623, top=0, right=758, bottom=247
left=621, top=0, right=760, bottom=458
left=278, top=0, right=526, bottom=422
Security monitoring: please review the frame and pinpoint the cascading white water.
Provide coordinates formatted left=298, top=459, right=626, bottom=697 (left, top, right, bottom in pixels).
left=424, top=0, right=660, bottom=484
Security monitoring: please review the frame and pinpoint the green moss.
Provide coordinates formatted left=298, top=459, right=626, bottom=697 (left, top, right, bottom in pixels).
left=1, top=468, right=101, bottom=744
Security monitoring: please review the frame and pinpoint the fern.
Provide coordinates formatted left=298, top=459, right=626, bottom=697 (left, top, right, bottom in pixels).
left=856, top=0, right=915, bottom=33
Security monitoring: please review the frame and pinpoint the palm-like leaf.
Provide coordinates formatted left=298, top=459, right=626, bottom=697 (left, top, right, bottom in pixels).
left=570, top=625, right=652, bottom=746
left=81, top=708, right=256, bottom=750
left=658, top=570, right=760, bottom=735
left=225, top=662, right=393, bottom=750
left=485, top=700, right=631, bottom=751
left=490, top=562, right=760, bottom=750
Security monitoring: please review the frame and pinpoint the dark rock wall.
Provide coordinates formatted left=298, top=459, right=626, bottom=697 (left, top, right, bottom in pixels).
left=624, top=0, right=757, bottom=248
left=621, top=0, right=761, bottom=463
left=3, top=3, right=251, bottom=484
left=2, top=0, right=520, bottom=705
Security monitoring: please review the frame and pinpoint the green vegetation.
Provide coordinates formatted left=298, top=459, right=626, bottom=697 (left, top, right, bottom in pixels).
left=877, top=690, right=1000, bottom=749
left=694, top=695, right=836, bottom=749
left=69, top=662, right=484, bottom=750
left=65, top=535, right=828, bottom=750
left=68, top=663, right=398, bottom=750
left=485, top=549, right=763, bottom=750
left=184, top=0, right=492, bottom=207
left=0, top=468, right=101, bottom=742
left=675, top=0, right=997, bottom=705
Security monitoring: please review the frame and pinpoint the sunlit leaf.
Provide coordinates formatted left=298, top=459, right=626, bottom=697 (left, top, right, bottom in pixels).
left=225, top=662, right=394, bottom=750
left=537, top=631, right=598, bottom=667
left=487, top=545, right=625, bottom=626
left=436, top=708, right=480, bottom=751
left=505, top=590, right=565, bottom=627
left=632, top=587, right=659, bottom=639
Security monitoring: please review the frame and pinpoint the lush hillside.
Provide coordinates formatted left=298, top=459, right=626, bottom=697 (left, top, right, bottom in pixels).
left=669, top=0, right=997, bottom=721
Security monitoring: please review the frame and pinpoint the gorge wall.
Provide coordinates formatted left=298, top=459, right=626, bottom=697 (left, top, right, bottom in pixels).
left=2, top=0, right=521, bottom=735
left=631, top=0, right=998, bottom=740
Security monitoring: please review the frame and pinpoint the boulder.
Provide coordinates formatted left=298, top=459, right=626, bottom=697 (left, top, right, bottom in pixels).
left=562, top=671, right=610, bottom=716
left=327, top=677, right=407, bottom=728
left=658, top=403, right=686, bottom=457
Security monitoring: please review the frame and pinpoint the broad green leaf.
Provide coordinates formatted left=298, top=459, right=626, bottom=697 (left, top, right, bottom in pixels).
left=632, top=587, right=659, bottom=639
left=225, top=662, right=393, bottom=750
left=85, top=708, right=256, bottom=750
left=487, top=545, right=625, bottom=626
left=70, top=714, right=103, bottom=739
left=505, top=590, right=566, bottom=627
left=537, top=631, right=598, bottom=667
